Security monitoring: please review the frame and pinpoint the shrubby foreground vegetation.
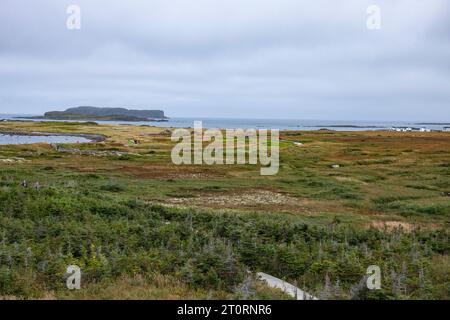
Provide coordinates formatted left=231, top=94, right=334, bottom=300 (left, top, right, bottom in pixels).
left=0, top=179, right=448, bottom=299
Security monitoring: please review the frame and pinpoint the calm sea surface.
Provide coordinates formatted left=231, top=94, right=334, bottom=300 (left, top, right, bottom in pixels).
left=1, top=114, right=449, bottom=131
left=0, top=134, right=92, bottom=145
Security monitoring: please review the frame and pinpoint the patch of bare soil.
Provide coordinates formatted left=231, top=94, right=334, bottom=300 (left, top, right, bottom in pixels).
left=334, top=176, right=368, bottom=185
left=0, top=157, right=28, bottom=164
left=371, top=221, right=414, bottom=232
left=168, top=190, right=316, bottom=214
left=168, top=173, right=211, bottom=179
left=370, top=220, right=442, bottom=232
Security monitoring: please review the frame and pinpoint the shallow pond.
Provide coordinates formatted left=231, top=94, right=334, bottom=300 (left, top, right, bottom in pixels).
left=0, top=134, right=92, bottom=145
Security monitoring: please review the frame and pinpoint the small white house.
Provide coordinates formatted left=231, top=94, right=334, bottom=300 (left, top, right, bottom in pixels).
left=391, top=127, right=412, bottom=132
left=444, top=127, right=450, bottom=132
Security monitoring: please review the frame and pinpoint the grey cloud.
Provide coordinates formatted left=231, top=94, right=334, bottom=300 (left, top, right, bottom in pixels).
left=0, top=0, right=449, bottom=120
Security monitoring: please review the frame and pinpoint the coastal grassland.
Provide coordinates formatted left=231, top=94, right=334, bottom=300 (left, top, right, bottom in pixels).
left=0, top=121, right=449, bottom=299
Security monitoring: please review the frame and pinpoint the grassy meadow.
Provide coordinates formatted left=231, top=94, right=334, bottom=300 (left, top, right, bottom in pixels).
left=0, top=121, right=449, bottom=299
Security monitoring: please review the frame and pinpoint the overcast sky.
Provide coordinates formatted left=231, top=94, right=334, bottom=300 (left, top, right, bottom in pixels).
left=0, top=0, right=449, bottom=120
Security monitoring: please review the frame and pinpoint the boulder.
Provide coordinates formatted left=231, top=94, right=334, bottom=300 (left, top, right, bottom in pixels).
left=160, top=129, right=172, bottom=136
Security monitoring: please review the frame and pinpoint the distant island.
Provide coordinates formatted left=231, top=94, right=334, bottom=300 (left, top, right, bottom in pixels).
left=305, top=125, right=384, bottom=128
left=22, top=106, right=169, bottom=122
left=415, top=122, right=450, bottom=125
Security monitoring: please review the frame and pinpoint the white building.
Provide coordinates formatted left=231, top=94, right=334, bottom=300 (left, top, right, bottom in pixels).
left=391, top=127, right=412, bottom=132
left=391, top=127, right=432, bottom=132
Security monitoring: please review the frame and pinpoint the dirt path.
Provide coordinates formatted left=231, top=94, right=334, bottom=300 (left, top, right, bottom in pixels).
left=257, top=272, right=318, bottom=300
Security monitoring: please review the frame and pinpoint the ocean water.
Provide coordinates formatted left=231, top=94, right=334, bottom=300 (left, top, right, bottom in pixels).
left=0, top=134, right=92, bottom=145
left=1, top=114, right=449, bottom=131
